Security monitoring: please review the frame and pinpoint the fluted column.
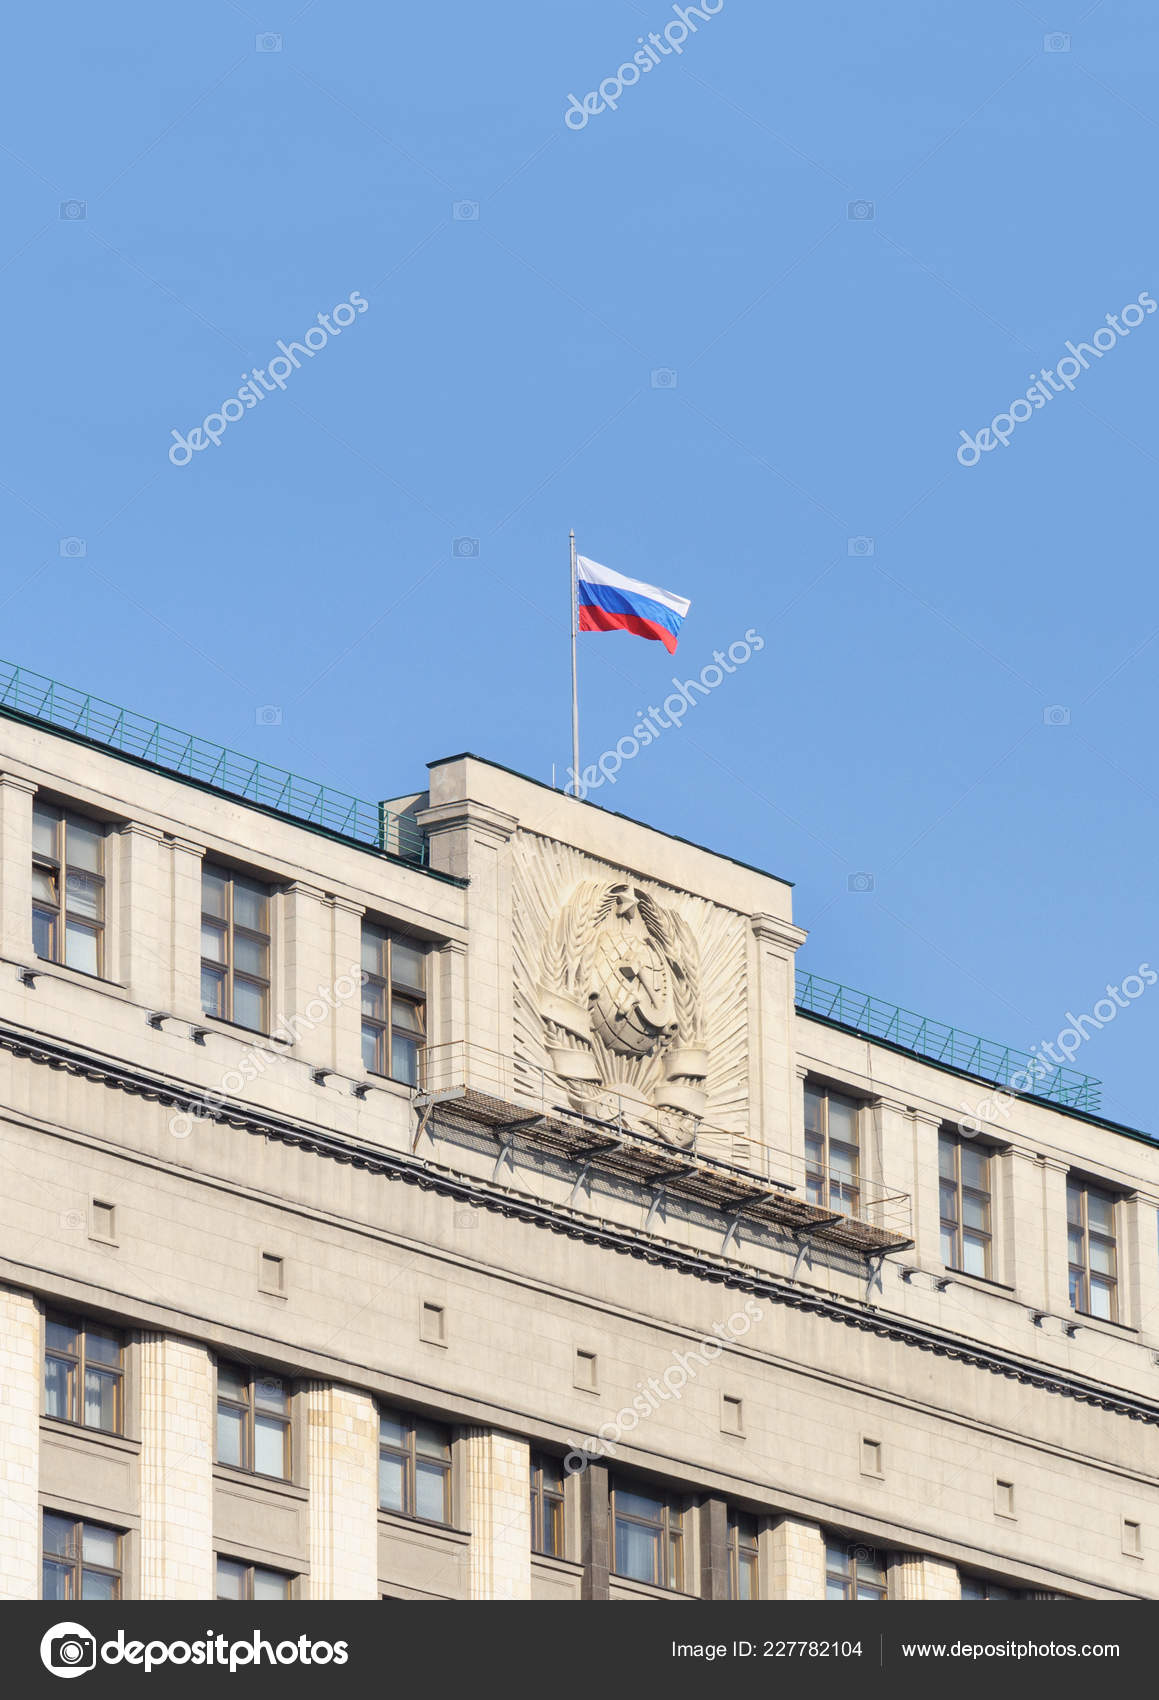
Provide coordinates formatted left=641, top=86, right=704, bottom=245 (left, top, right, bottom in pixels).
left=0, top=773, right=37, bottom=960
left=889, top=1553, right=960, bottom=1599
left=0, top=1285, right=39, bottom=1600
left=769, top=1514, right=825, bottom=1598
left=137, top=1332, right=214, bottom=1599
left=303, top=1382, right=379, bottom=1599
left=464, top=1428, right=531, bottom=1599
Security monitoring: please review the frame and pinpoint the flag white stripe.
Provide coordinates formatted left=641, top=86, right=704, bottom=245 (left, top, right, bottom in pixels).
left=576, top=556, right=690, bottom=619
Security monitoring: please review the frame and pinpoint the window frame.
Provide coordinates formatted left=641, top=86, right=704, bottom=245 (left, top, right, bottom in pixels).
left=939, top=1132, right=993, bottom=1278
left=32, top=804, right=106, bottom=977
left=201, top=865, right=271, bottom=1034
left=804, top=1083, right=862, bottom=1216
left=1067, top=1178, right=1118, bottom=1321
left=529, top=1453, right=566, bottom=1558
left=215, top=1555, right=294, bottom=1600
left=377, top=1407, right=453, bottom=1526
left=825, top=1540, right=888, bottom=1600
left=360, top=923, right=427, bottom=1085
left=214, top=1361, right=292, bottom=1480
left=961, top=1575, right=1021, bottom=1600
left=41, top=1511, right=123, bottom=1601
left=611, top=1481, right=685, bottom=1592
left=728, top=1511, right=760, bottom=1600
left=43, top=1313, right=124, bottom=1436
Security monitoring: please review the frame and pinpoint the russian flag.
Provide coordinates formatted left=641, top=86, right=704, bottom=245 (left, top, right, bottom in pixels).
left=576, top=556, right=690, bottom=654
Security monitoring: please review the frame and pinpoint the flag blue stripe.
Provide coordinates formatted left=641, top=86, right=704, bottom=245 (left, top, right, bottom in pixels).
left=576, top=579, right=684, bottom=638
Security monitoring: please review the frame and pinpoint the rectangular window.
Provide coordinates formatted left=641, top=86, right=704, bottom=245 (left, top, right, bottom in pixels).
left=42, top=1512, right=122, bottom=1600
left=961, top=1576, right=1020, bottom=1600
left=611, top=1483, right=684, bottom=1591
left=201, top=867, right=270, bottom=1033
left=825, top=1541, right=887, bottom=1600
left=32, top=806, right=105, bottom=976
left=939, top=1133, right=992, bottom=1278
left=728, top=1512, right=759, bottom=1600
left=215, top=1362, right=291, bottom=1479
left=530, top=1454, right=566, bottom=1558
left=361, top=925, right=426, bottom=1084
left=804, top=1084, right=861, bottom=1215
left=216, top=1557, right=292, bottom=1600
left=43, top=1315, right=123, bottom=1434
left=378, top=1409, right=452, bottom=1524
left=1067, top=1179, right=1118, bottom=1321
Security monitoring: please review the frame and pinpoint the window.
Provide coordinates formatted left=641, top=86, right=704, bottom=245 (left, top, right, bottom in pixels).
left=361, top=925, right=426, bottom=1083
left=825, top=1541, right=887, bottom=1600
left=378, top=1409, right=452, bottom=1524
left=804, top=1085, right=861, bottom=1214
left=216, top=1557, right=293, bottom=1600
left=42, top=1512, right=122, bottom=1600
left=961, top=1576, right=1020, bottom=1600
left=1068, top=1180, right=1118, bottom=1321
left=530, top=1454, right=565, bottom=1557
left=201, top=867, right=270, bottom=1032
left=44, top=1315, right=123, bottom=1434
left=32, top=806, right=105, bottom=975
left=215, top=1362, right=291, bottom=1478
left=939, top=1133, right=992, bottom=1277
left=728, top=1512, right=759, bottom=1599
left=612, top=1483, right=685, bottom=1591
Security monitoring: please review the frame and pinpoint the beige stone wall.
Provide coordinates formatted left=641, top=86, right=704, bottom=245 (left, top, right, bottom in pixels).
left=302, top=1382, right=379, bottom=1599
left=137, top=1332, right=213, bottom=1600
left=769, top=1515, right=826, bottom=1598
left=890, top=1553, right=961, bottom=1600
left=464, top=1429, right=531, bottom=1599
left=0, top=1284, right=39, bottom=1600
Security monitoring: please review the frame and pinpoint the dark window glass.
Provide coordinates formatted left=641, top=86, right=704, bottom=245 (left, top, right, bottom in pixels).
left=1067, top=1180, right=1118, bottom=1320
left=32, top=807, right=106, bottom=976
left=215, top=1362, right=290, bottom=1478
left=530, top=1455, right=566, bottom=1557
left=378, top=1408, right=452, bottom=1525
left=42, top=1512, right=122, bottom=1600
left=201, top=868, right=270, bottom=1033
left=216, top=1556, right=292, bottom=1599
left=939, top=1132, right=993, bottom=1277
left=612, top=1482, right=684, bottom=1591
left=361, top=925, right=426, bottom=1084
left=804, top=1085, right=861, bottom=1215
left=43, top=1315, right=123, bottom=1434
left=728, top=1512, right=759, bottom=1599
left=825, top=1541, right=887, bottom=1600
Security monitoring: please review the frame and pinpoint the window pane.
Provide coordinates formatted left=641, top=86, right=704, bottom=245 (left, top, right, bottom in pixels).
left=42, top=1560, right=72, bottom=1600
left=201, top=922, right=227, bottom=963
left=1087, top=1192, right=1115, bottom=1236
left=825, top=1544, right=850, bottom=1577
left=391, top=1034, right=422, bottom=1085
left=737, top=1554, right=756, bottom=1599
left=201, top=965, right=226, bottom=1018
left=1089, top=1238, right=1115, bottom=1276
left=254, top=1414, right=287, bottom=1477
left=81, top=1569, right=119, bottom=1601
left=64, top=923, right=100, bottom=976
left=940, top=1226, right=956, bottom=1267
left=830, top=1141, right=858, bottom=1183
left=361, top=1025, right=381, bottom=1073
left=963, top=1234, right=988, bottom=1278
left=362, top=927, right=388, bottom=975
left=46, top=1319, right=78, bottom=1355
left=391, top=998, right=423, bottom=1035
left=232, top=978, right=266, bottom=1032
left=66, top=819, right=103, bottom=873
left=391, top=940, right=425, bottom=991
left=83, top=1368, right=118, bottom=1431
left=1090, top=1278, right=1114, bottom=1320
left=939, top=1180, right=959, bottom=1223
left=362, top=981, right=387, bottom=1021
left=938, top=1135, right=956, bottom=1180
left=614, top=1488, right=663, bottom=1524
left=32, top=866, right=58, bottom=903
left=413, top=1420, right=449, bottom=1460
left=202, top=869, right=229, bottom=918
left=805, top=1133, right=824, bottom=1169
left=827, top=1096, right=858, bottom=1143
left=1068, top=1267, right=1083, bottom=1309
left=32, top=807, right=58, bottom=858
left=85, top=1330, right=121, bottom=1367
left=216, top=1404, right=245, bottom=1468
left=826, top=1577, right=850, bottom=1600
left=252, top=1567, right=289, bottom=1601
left=1066, top=1184, right=1083, bottom=1225
left=234, top=933, right=268, bottom=978
left=378, top=1453, right=406, bottom=1513
left=415, top=1461, right=448, bottom=1522
left=254, top=1376, right=288, bottom=1414
left=216, top=1558, right=247, bottom=1599
left=44, top=1356, right=72, bottom=1420
left=379, top=1412, right=407, bottom=1448
left=32, top=907, right=56, bottom=959
left=804, top=1086, right=823, bottom=1133
left=1067, top=1228, right=1085, bottom=1267
left=961, top=1146, right=989, bottom=1192
left=43, top=1513, right=76, bottom=1558
left=538, top=1458, right=563, bottom=1494
left=81, top=1524, right=119, bottom=1568
left=232, top=880, right=268, bottom=932
left=962, top=1193, right=989, bottom=1232
left=615, top=1519, right=660, bottom=1583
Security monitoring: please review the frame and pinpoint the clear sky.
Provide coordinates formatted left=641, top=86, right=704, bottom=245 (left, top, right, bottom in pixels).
left=2, top=0, right=1156, bottom=1130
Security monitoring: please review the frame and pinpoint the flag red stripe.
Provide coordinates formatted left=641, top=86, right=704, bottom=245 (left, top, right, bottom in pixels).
left=577, top=605, right=679, bottom=654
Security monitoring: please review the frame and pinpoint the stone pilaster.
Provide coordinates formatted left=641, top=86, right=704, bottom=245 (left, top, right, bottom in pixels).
left=579, top=1462, right=611, bottom=1600
left=699, top=1496, right=730, bottom=1598
left=463, top=1428, right=531, bottom=1600
left=117, top=822, right=167, bottom=1003
left=1040, top=1158, right=1073, bottom=1318
left=889, top=1553, right=960, bottom=1599
left=910, top=1109, right=944, bottom=1271
left=303, top=1382, right=379, bottom=1599
left=748, top=915, right=808, bottom=1159
left=0, top=1286, right=39, bottom=1600
left=278, top=883, right=332, bottom=1067
left=0, top=773, right=37, bottom=961
left=769, top=1514, right=825, bottom=1599
left=329, top=896, right=366, bottom=1078
left=168, top=837, right=206, bottom=1018
left=137, top=1332, right=214, bottom=1599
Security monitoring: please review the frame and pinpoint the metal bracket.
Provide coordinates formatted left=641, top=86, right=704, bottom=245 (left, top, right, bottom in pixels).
left=789, top=1216, right=841, bottom=1281
left=864, top=1250, right=887, bottom=1300
left=490, top=1116, right=546, bottom=1183
left=410, top=1087, right=466, bottom=1150
left=644, top=1167, right=696, bottom=1232
left=17, top=966, right=37, bottom=988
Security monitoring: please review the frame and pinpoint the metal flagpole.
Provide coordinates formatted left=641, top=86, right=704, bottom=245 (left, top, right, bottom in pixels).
left=569, top=529, right=580, bottom=790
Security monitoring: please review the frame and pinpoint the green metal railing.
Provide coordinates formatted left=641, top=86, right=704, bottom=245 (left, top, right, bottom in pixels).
left=0, top=660, right=427, bottom=864
left=796, top=971, right=1102, bottom=1112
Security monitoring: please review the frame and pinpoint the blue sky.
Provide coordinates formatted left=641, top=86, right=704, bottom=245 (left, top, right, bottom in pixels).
left=2, top=0, right=1157, bottom=1128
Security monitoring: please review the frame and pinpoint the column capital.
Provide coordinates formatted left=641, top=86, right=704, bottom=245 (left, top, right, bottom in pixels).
left=751, top=913, right=808, bottom=951
left=328, top=894, right=366, bottom=917
left=167, top=835, right=206, bottom=859
left=417, top=798, right=519, bottom=844
left=119, top=820, right=165, bottom=843
left=285, top=880, right=326, bottom=901
left=0, top=772, right=37, bottom=797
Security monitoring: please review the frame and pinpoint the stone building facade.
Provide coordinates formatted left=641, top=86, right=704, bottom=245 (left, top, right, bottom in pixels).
left=0, top=674, right=1156, bottom=1602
